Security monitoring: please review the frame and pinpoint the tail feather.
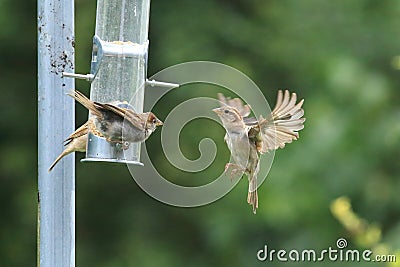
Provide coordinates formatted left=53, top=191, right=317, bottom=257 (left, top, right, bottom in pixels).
left=48, top=149, right=72, bottom=172
left=48, top=134, right=87, bottom=172
left=247, top=176, right=258, bottom=214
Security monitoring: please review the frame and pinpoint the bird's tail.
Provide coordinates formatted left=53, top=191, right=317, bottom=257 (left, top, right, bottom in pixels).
left=247, top=175, right=258, bottom=214
left=48, top=149, right=71, bottom=172
left=67, top=90, right=103, bottom=118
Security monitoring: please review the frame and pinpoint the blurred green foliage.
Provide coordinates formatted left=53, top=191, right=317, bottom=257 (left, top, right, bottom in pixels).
left=1, top=0, right=400, bottom=266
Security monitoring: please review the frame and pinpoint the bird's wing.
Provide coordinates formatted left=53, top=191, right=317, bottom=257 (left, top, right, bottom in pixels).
left=255, top=90, right=305, bottom=153
left=64, top=121, right=88, bottom=145
left=217, top=93, right=251, bottom=118
left=68, top=90, right=104, bottom=118
left=101, top=103, right=144, bottom=130
left=243, top=116, right=259, bottom=126
left=124, top=109, right=147, bottom=129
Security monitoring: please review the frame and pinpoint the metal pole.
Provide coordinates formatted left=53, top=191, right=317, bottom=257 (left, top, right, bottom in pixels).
left=38, top=0, right=75, bottom=265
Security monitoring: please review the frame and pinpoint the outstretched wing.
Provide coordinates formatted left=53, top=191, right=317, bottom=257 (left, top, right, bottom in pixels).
left=253, top=90, right=305, bottom=153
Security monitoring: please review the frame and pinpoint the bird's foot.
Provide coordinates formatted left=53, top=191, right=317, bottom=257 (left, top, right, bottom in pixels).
left=113, top=141, right=131, bottom=150
left=224, top=163, right=245, bottom=181
left=121, top=141, right=130, bottom=150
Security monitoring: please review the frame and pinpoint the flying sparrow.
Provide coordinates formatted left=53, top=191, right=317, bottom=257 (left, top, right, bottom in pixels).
left=68, top=90, right=163, bottom=146
left=213, top=90, right=305, bottom=214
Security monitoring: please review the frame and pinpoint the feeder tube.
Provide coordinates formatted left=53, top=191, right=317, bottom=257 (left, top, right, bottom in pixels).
left=84, top=0, right=151, bottom=164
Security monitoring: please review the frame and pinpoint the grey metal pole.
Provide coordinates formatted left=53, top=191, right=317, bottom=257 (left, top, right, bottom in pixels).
left=38, top=0, right=75, bottom=266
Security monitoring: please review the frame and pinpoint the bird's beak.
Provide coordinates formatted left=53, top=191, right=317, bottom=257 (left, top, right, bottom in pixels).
left=156, top=119, right=163, bottom=126
left=212, top=107, right=223, bottom=115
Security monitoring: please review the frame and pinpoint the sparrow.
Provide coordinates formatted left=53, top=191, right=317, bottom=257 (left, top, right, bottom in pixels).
left=213, top=90, right=305, bottom=213
left=48, top=99, right=140, bottom=172
left=68, top=90, right=163, bottom=146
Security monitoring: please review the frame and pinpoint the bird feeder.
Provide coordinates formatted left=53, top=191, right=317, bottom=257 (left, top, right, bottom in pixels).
left=64, top=0, right=178, bottom=165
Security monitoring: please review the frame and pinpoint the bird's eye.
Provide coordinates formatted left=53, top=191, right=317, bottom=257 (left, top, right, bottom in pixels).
left=224, top=109, right=229, bottom=114
left=153, top=118, right=157, bottom=124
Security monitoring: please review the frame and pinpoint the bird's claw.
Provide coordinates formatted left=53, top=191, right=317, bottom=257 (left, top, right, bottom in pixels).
left=114, top=141, right=130, bottom=150
left=121, top=141, right=130, bottom=150
left=224, top=163, right=244, bottom=181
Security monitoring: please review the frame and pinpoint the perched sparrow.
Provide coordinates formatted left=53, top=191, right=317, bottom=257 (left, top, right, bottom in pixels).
left=48, top=119, right=93, bottom=172
left=213, top=90, right=305, bottom=213
left=68, top=90, right=163, bottom=145
left=48, top=100, right=137, bottom=172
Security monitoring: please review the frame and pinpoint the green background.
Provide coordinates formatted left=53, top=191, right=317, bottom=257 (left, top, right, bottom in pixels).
left=1, top=0, right=400, bottom=266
